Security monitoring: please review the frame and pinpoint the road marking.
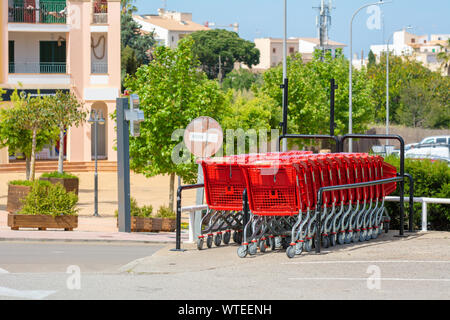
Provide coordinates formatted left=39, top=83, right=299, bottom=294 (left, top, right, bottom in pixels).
left=289, top=277, right=450, bottom=282
left=282, top=260, right=450, bottom=265
left=0, top=268, right=9, bottom=274
left=0, top=287, right=57, bottom=300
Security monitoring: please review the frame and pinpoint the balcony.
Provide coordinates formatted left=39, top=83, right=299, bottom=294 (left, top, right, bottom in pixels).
left=9, top=62, right=67, bottom=74
left=8, top=1, right=67, bottom=24
left=91, top=62, right=108, bottom=74
left=92, top=0, right=108, bottom=24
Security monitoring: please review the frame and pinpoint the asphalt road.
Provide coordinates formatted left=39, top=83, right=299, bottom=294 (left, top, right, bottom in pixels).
left=0, top=231, right=449, bottom=300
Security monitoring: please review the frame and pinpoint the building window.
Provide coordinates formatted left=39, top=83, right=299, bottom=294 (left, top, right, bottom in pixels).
left=8, top=41, right=15, bottom=73
left=289, top=47, right=294, bottom=54
left=272, top=48, right=276, bottom=54
left=40, top=41, right=67, bottom=73
left=172, top=36, right=175, bottom=42
left=411, top=38, right=415, bottom=43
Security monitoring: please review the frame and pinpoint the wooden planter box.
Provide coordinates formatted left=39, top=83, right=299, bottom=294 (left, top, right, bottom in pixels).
left=161, top=218, right=176, bottom=232
left=6, top=184, right=32, bottom=213
left=117, top=217, right=162, bottom=232
left=39, top=177, right=79, bottom=195
left=7, top=214, right=78, bottom=231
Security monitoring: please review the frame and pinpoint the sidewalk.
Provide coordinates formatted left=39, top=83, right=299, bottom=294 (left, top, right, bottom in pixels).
left=0, top=171, right=197, bottom=243
left=0, top=212, right=189, bottom=244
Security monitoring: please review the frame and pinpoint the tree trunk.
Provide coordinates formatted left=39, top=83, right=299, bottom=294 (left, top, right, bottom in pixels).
left=30, top=128, right=37, bottom=181
left=169, top=172, right=175, bottom=212
left=25, top=155, right=31, bottom=181
left=58, top=126, right=65, bottom=174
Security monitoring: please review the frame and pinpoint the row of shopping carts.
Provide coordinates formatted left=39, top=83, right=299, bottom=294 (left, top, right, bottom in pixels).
left=196, top=151, right=397, bottom=258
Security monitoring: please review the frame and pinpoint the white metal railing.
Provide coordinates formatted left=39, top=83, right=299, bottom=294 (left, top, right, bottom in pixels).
left=91, top=62, right=108, bottom=74
left=385, top=196, right=450, bottom=232
left=9, top=62, right=66, bottom=74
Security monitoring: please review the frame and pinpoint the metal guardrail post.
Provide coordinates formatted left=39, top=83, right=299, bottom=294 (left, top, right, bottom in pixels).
left=404, top=173, right=415, bottom=232
left=172, top=183, right=205, bottom=252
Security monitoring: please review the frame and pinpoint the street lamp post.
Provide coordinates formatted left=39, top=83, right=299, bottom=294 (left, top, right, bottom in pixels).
left=281, top=0, right=288, bottom=152
left=88, top=109, right=105, bottom=217
left=349, top=0, right=389, bottom=152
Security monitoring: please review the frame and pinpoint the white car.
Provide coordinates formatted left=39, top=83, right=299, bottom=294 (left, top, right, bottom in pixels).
left=419, top=136, right=450, bottom=145
left=406, top=146, right=450, bottom=159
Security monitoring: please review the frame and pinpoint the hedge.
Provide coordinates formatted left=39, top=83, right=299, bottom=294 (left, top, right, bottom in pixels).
left=384, top=156, right=450, bottom=231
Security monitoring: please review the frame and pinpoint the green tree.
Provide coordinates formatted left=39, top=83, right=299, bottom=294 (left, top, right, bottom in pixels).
left=121, top=9, right=155, bottom=89
left=120, top=0, right=137, bottom=14
left=190, top=29, right=260, bottom=80
left=222, top=68, right=262, bottom=92
left=47, top=91, right=86, bottom=174
left=258, top=50, right=374, bottom=141
left=368, top=50, right=376, bottom=68
left=124, top=38, right=225, bottom=211
left=0, top=90, right=58, bottom=180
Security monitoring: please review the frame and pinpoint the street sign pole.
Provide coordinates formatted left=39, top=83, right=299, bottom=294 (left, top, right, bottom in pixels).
left=117, top=97, right=131, bottom=232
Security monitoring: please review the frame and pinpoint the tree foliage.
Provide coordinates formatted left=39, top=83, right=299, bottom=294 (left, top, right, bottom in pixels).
left=124, top=38, right=225, bottom=184
left=367, top=53, right=450, bottom=128
left=258, top=50, right=374, bottom=139
left=47, top=91, right=86, bottom=173
left=222, top=68, right=262, bottom=92
left=190, top=29, right=260, bottom=80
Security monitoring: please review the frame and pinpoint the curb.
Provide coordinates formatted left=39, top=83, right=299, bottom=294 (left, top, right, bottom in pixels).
left=0, top=237, right=186, bottom=245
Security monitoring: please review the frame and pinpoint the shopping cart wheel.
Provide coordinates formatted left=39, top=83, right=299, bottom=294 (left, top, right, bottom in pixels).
left=269, top=237, right=276, bottom=251
left=365, top=231, right=371, bottom=241
left=281, top=238, right=289, bottom=250
left=197, top=238, right=204, bottom=250
left=337, top=233, right=345, bottom=245
left=237, top=245, right=248, bottom=258
left=384, top=222, right=389, bottom=234
left=214, top=233, right=222, bottom=247
left=206, top=235, right=213, bottom=248
left=232, top=231, right=238, bottom=244
left=359, top=231, right=365, bottom=242
left=274, top=237, right=282, bottom=249
left=353, top=231, right=360, bottom=243
left=304, top=239, right=312, bottom=252
left=371, top=229, right=378, bottom=239
left=259, top=240, right=267, bottom=253
left=345, top=232, right=352, bottom=244
left=249, top=242, right=258, bottom=255
left=286, top=245, right=296, bottom=259
left=330, top=235, right=336, bottom=247
left=223, top=232, right=231, bottom=245
left=295, top=242, right=303, bottom=255
left=322, top=236, right=329, bottom=248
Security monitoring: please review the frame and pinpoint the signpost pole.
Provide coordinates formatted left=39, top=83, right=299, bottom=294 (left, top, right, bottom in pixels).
left=117, top=97, right=131, bottom=232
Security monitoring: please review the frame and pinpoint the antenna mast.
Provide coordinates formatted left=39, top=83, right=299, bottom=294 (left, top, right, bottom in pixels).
left=314, top=0, right=334, bottom=56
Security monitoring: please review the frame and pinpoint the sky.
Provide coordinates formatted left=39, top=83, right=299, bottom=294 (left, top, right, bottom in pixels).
left=135, top=0, right=450, bottom=59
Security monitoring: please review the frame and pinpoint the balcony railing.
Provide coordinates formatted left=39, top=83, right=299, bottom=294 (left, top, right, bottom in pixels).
left=91, top=63, right=108, bottom=74
left=8, top=1, right=67, bottom=24
left=92, top=1, right=108, bottom=24
left=9, top=62, right=67, bottom=74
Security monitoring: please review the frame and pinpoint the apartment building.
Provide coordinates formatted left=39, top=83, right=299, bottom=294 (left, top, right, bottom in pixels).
left=370, top=29, right=450, bottom=75
left=133, top=8, right=209, bottom=48
left=251, top=37, right=346, bottom=71
left=0, top=0, right=121, bottom=164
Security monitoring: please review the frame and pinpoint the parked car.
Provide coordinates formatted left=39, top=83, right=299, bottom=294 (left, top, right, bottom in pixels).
left=406, top=145, right=450, bottom=159
left=418, top=136, right=450, bottom=145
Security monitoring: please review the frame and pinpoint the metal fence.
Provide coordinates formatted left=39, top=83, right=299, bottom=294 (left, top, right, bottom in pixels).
left=91, top=63, right=108, bottom=74
left=9, top=62, right=66, bottom=74
left=8, top=1, right=67, bottom=24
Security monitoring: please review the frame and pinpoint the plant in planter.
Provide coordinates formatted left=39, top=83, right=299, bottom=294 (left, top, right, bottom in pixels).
left=7, top=181, right=79, bottom=231
left=0, top=90, right=59, bottom=213
left=115, top=198, right=161, bottom=232
left=156, top=205, right=176, bottom=232
left=39, top=171, right=80, bottom=195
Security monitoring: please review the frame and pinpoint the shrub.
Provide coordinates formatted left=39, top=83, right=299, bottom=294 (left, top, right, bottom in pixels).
left=9, top=179, right=50, bottom=187
left=114, top=197, right=153, bottom=218
left=384, top=156, right=450, bottom=230
left=40, top=171, right=78, bottom=180
left=155, top=205, right=176, bottom=219
left=19, top=181, right=78, bottom=217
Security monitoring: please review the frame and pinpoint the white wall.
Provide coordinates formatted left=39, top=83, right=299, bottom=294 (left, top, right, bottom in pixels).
left=90, top=32, right=108, bottom=71
left=133, top=18, right=169, bottom=46
left=9, top=32, right=66, bottom=63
